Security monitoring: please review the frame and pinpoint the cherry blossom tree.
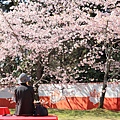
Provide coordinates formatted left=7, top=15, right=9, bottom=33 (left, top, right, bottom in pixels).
left=0, top=0, right=120, bottom=107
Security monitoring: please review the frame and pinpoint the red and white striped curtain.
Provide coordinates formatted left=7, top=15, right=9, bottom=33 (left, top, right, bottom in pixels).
left=38, top=82, right=120, bottom=111
left=0, top=82, right=120, bottom=111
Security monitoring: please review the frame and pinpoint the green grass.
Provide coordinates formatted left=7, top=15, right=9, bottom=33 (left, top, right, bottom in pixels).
left=10, top=108, right=120, bottom=120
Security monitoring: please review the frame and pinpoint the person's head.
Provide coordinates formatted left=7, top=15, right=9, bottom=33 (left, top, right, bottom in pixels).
left=17, top=73, right=30, bottom=84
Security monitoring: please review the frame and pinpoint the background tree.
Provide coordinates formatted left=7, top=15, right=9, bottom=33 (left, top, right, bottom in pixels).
left=0, top=0, right=120, bottom=106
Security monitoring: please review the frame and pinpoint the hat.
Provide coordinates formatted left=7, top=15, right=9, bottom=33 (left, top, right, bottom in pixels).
left=17, top=73, right=30, bottom=84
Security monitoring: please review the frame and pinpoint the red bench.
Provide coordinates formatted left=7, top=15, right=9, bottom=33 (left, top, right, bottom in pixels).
left=0, top=115, right=58, bottom=120
left=0, top=107, right=10, bottom=115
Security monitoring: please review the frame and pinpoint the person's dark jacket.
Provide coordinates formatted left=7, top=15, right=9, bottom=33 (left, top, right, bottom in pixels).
left=14, top=83, right=34, bottom=116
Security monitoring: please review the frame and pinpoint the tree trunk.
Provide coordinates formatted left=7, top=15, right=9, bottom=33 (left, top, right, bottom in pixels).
left=99, top=60, right=110, bottom=108
left=100, top=40, right=120, bottom=108
left=34, top=56, right=44, bottom=101
left=35, top=55, right=44, bottom=81
left=99, top=81, right=107, bottom=108
left=36, top=61, right=44, bottom=81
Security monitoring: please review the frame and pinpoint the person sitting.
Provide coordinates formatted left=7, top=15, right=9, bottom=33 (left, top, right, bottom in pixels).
left=14, top=73, right=35, bottom=116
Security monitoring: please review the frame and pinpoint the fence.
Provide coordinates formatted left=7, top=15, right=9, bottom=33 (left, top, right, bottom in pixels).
left=38, top=82, right=120, bottom=111
left=0, top=82, right=120, bottom=111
